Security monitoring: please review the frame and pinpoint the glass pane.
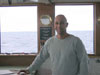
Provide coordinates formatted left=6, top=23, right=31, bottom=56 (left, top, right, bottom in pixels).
left=0, top=6, right=37, bottom=54
left=55, top=5, right=94, bottom=54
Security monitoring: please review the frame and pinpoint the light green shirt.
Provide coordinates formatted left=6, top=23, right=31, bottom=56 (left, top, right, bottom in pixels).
left=27, top=35, right=88, bottom=75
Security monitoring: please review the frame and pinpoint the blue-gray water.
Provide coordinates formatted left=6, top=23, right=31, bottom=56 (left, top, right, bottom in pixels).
left=1, top=32, right=38, bottom=53
left=1, top=31, right=93, bottom=54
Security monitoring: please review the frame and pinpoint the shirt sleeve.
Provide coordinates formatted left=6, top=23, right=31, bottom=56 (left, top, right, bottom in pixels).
left=27, top=41, right=50, bottom=74
left=75, top=38, right=89, bottom=75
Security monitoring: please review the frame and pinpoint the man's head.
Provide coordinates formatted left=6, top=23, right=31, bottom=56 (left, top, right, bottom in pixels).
left=54, top=14, right=68, bottom=35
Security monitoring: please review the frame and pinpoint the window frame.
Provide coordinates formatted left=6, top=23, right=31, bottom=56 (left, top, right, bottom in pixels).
left=0, top=3, right=100, bottom=57
left=0, top=4, right=39, bottom=55
left=54, top=3, right=98, bottom=57
left=55, top=4, right=94, bottom=54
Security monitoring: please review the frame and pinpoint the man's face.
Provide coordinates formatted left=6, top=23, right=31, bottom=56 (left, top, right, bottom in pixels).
left=54, top=16, right=68, bottom=35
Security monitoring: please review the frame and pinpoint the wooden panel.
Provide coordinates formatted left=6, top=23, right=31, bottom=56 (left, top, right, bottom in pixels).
left=38, top=4, right=55, bottom=52
left=95, top=3, right=100, bottom=55
left=0, top=55, right=36, bottom=66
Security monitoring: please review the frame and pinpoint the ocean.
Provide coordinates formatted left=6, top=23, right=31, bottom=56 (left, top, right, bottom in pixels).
left=1, top=31, right=93, bottom=54
left=1, top=32, right=38, bottom=54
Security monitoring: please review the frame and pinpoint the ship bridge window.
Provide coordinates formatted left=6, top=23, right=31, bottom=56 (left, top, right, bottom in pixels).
left=55, top=5, right=94, bottom=54
left=0, top=6, right=38, bottom=54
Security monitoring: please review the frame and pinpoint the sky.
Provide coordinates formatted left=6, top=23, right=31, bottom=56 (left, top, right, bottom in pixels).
left=0, top=5, right=93, bottom=32
left=55, top=5, right=93, bottom=31
left=0, top=6, right=37, bottom=32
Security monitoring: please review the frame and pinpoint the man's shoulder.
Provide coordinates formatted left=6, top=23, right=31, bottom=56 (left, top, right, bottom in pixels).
left=70, top=34, right=82, bottom=42
left=47, top=36, right=55, bottom=42
left=45, top=36, right=55, bottom=44
left=70, top=34, right=79, bottom=39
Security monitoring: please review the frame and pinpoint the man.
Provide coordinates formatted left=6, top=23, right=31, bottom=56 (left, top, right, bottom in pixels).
left=18, top=14, right=89, bottom=75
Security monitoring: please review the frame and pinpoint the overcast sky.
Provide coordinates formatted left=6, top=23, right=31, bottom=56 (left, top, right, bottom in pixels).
left=0, top=6, right=37, bottom=32
left=0, top=5, right=93, bottom=32
left=55, top=5, right=93, bottom=31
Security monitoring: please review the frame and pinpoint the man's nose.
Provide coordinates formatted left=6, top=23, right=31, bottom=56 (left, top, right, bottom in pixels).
left=58, top=24, right=61, bottom=28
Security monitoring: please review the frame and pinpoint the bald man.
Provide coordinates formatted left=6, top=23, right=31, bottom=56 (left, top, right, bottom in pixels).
left=18, top=15, right=88, bottom=75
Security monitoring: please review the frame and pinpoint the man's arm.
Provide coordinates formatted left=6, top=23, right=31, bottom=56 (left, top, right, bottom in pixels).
left=27, top=41, right=50, bottom=74
left=75, top=38, right=89, bottom=75
left=18, top=40, right=50, bottom=74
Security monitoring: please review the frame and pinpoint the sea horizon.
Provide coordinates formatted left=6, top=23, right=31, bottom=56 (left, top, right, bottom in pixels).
left=1, top=31, right=93, bottom=54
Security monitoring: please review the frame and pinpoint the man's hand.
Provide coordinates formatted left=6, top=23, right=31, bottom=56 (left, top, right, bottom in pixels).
left=17, top=70, right=30, bottom=75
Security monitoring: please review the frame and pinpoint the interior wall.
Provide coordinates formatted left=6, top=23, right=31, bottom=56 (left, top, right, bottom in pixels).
left=95, top=3, right=100, bottom=55
left=38, top=4, right=55, bottom=51
left=0, top=3, right=100, bottom=66
left=0, top=55, right=36, bottom=66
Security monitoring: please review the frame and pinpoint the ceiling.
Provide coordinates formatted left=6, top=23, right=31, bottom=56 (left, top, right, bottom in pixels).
left=26, top=0, right=100, bottom=4
left=0, top=0, right=100, bottom=5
